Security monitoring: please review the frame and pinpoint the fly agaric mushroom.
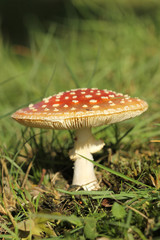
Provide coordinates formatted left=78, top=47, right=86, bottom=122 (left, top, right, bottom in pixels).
left=12, top=88, right=148, bottom=190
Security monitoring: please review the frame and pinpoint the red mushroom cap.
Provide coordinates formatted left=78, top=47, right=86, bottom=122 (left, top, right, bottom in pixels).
left=12, top=88, right=148, bottom=129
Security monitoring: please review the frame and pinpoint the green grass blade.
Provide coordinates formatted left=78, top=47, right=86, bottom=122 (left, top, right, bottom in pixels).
left=55, top=39, right=80, bottom=88
left=42, top=64, right=56, bottom=98
left=79, top=154, right=151, bottom=188
left=57, top=189, right=156, bottom=201
left=2, top=155, right=25, bottom=175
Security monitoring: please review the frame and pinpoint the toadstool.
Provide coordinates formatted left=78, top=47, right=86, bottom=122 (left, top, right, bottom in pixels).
left=12, top=88, right=148, bottom=190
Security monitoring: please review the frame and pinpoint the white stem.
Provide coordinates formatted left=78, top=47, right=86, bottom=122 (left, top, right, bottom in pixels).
left=69, top=128, right=104, bottom=190
left=72, top=146, right=97, bottom=190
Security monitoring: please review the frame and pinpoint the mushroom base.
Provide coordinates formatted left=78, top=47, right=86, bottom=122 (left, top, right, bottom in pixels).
left=69, top=128, right=104, bottom=191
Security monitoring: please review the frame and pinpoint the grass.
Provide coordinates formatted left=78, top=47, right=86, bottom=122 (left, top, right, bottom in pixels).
left=0, top=1, right=160, bottom=239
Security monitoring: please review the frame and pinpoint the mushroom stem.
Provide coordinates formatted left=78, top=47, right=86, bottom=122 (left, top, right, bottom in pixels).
left=69, top=128, right=104, bottom=190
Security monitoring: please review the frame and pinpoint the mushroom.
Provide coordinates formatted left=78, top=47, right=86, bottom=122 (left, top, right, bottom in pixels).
left=12, top=88, right=148, bottom=190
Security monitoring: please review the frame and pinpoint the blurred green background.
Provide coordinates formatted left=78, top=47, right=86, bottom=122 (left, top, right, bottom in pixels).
left=0, top=0, right=160, bottom=148
left=1, top=3, right=160, bottom=238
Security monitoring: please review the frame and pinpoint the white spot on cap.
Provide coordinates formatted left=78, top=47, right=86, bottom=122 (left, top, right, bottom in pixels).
left=55, top=99, right=60, bottom=102
left=58, top=92, right=64, bottom=95
left=82, top=105, right=88, bottom=108
left=130, top=105, right=135, bottom=109
left=76, top=111, right=83, bottom=115
left=117, top=108, right=123, bottom=111
left=101, top=96, right=108, bottom=99
left=54, top=108, right=59, bottom=112
left=29, top=104, right=34, bottom=108
left=125, top=96, right=130, bottom=99
left=120, top=99, right=125, bottom=104
left=52, top=104, right=59, bottom=107
left=92, top=105, right=99, bottom=109
left=71, top=107, right=76, bottom=110
left=89, top=99, right=97, bottom=103
left=96, top=92, right=101, bottom=95
left=124, top=106, right=130, bottom=110
left=64, top=104, right=68, bottom=108
left=109, top=95, right=115, bottom=98
left=44, top=108, right=50, bottom=111
left=72, top=100, right=79, bottom=103
left=107, top=109, right=116, bottom=114
left=72, top=95, right=77, bottom=99
left=110, top=103, right=115, bottom=106
left=117, top=93, right=123, bottom=96
left=56, top=95, right=62, bottom=99
left=28, top=104, right=37, bottom=111
left=70, top=92, right=76, bottom=95
left=42, top=104, right=47, bottom=108
left=43, top=97, right=51, bottom=103
left=81, top=91, right=86, bottom=94
left=109, top=100, right=113, bottom=104
left=65, top=96, right=69, bottom=100
left=85, top=95, right=92, bottom=98
left=44, top=99, right=49, bottom=103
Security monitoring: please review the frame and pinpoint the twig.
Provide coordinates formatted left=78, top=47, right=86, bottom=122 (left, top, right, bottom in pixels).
left=0, top=158, right=16, bottom=228
left=126, top=205, right=148, bottom=220
left=38, top=168, right=46, bottom=186
left=0, top=158, right=10, bottom=186
left=21, top=161, right=33, bottom=188
left=150, top=140, right=160, bottom=143
left=109, top=191, right=148, bottom=220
